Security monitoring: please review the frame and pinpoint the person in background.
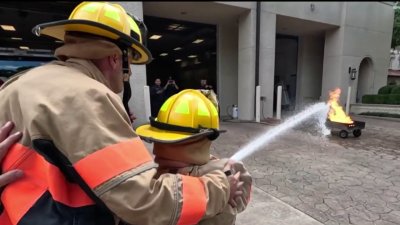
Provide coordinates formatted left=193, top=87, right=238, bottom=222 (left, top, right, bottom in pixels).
left=164, top=76, right=179, bottom=98
left=122, top=73, right=136, bottom=123
left=136, top=89, right=252, bottom=225
left=150, top=78, right=166, bottom=117
left=200, top=79, right=213, bottom=90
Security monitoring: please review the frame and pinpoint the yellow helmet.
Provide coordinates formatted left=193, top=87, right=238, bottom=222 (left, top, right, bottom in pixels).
left=136, top=89, right=224, bottom=143
left=32, top=2, right=152, bottom=64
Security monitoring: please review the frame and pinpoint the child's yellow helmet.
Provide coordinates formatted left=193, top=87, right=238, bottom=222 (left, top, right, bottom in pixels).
left=136, top=89, right=223, bottom=143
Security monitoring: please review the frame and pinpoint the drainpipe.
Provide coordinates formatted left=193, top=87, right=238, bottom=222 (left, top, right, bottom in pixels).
left=254, top=1, right=261, bottom=120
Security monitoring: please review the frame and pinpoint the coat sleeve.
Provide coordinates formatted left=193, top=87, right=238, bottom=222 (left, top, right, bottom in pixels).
left=27, top=83, right=230, bottom=225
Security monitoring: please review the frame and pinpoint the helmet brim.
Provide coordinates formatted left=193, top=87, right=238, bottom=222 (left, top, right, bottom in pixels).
left=33, top=19, right=153, bottom=65
left=136, top=124, right=219, bottom=144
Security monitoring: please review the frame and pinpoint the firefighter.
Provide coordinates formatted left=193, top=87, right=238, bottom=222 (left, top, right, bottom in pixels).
left=136, top=89, right=253, bottom=225
left=0, top=2, right=242, bottom=225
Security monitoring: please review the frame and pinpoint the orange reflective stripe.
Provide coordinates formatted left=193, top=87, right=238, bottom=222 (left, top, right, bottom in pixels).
left=0, top=211, right=12, bottom=225
left=1, top=144, right=47, bottom=224
left=176, top=176, right=207, bottom=225
left=74, top=138, right=153, bottom=189
left=47, top=165, right=94, bottom=207
left=1, top=143, right=95, bottom=224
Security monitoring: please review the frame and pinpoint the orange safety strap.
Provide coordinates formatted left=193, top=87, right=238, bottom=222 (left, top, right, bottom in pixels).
left=1, top=143, right=94, bottom=225
left=74, top=138, right=153, bottom=189
left=176, top=176, right=207, bottom=225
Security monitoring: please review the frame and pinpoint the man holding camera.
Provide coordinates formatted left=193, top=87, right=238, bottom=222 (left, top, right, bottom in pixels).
left=164, top=76, right=179, bottom=99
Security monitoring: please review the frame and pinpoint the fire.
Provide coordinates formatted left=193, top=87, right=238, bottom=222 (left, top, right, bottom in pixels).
left=327, top=88, right=353, bottom=124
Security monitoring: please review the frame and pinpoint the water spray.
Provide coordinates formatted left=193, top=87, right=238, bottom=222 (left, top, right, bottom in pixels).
left=230, top=102, right=330, bottom=161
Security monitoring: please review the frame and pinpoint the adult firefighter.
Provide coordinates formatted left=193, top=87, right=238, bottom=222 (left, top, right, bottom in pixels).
left=136, top=89, right=252, bottom=225
left=0, top=2, right=242, bottom=225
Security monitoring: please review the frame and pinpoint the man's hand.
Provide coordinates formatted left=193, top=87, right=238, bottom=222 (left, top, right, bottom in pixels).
left=0, top=122, right=23, bottom=188
left=223, top=160, right=244, bottom=208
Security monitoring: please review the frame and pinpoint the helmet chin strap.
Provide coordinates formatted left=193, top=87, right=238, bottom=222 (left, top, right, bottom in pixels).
left=122, top=48, right=130, bottom=75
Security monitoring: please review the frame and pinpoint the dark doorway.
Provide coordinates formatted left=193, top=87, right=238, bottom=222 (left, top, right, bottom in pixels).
left=144, top=16, right=217, bottom=93
left=274, top=34, right=298, bottom=112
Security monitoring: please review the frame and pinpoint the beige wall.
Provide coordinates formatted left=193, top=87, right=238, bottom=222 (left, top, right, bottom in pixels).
left=322, top=2, right=394, bottom=105
left=261, top=2, right=342, bottom=26
left=296, top=35, right=325, bottom=107
left=218, top=23, right=239, bottom=118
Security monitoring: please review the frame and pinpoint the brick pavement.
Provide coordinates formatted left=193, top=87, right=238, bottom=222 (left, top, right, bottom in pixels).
left=213, top=115, right=400, bottom=225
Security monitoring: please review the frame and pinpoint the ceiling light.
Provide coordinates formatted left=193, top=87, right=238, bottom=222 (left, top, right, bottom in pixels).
left=1, top=25, right=16, bottom=31
left=55, top=40, right=63, bottom=43
left=175, top=59, right=182, bottom=62
left=19, top=46, right=29, bottom=50
left=150, top=35, right=162, bottom=40
left=11, top=37, right=22, bottom=40
left=174, top=47, right=182, bottom=51
left=160, top=53, right=168, bottom=56
left=192, top=39, right=204, bottom=44
left=167, top=24, right=180, bottom=30
left=188, top=55, right=197, bottom=58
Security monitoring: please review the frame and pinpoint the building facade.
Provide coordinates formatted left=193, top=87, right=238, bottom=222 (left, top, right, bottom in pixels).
left=120, top=2, right=394, bottom=126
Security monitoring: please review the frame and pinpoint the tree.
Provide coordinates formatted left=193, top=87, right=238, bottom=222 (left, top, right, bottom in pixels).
left=392, top=2, right=400, bottom=48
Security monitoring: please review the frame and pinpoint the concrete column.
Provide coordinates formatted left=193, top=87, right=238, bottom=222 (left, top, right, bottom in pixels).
left=296, top=35, right=324, bottom=107
left=218, top=22, right=238, bottom=118
left=321, top=2, right=346, bottom=103
left=117, top=2, right=148, bottom=128
left=258, top=8, right=276, bottom=118
left=238, top=9, right=256, bottom=120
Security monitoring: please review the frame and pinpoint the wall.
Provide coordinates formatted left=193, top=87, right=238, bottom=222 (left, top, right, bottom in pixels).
left=322, top=2, right=394, bottom=105
left=351, top=104, right=400, bottom=115
left=261, top=2, right=342, bottom=26
left=218, top=22, right=238, bottom=118
left=238, top=9, right=256, bottom=120
left=117, top=2, right=148, bottom=128
left=341, top=2, right=394, bottom=102
left=258, top=9, right=277, bottom=119
left=296, top=34, right=325, bottom=107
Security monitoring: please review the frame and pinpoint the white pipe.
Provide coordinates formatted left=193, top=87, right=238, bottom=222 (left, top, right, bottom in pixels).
left=346, top=86, right=351, bottom=115
left=255, top=86, right=261, bottom=122
left=143, top=85, right=151, bottom=122
left=277, top=85, right=282, bottom=120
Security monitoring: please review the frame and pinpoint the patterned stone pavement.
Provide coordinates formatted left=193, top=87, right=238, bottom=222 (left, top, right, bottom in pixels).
left=212, top=115, right=400, bottom=225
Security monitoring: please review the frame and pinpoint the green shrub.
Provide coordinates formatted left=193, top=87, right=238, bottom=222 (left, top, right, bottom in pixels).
left=378, top=85, right=396, bottom=94
left=362, top=94, right=386, bottom=104
left=385, top=94, right=400, bottom=104
left=390, top=85, right=400, bottom=94
left=362, top=94, right=400, bottom=104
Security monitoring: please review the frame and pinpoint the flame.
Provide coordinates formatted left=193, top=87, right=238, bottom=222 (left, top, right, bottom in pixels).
left=327, top=88, right=353, bottom=124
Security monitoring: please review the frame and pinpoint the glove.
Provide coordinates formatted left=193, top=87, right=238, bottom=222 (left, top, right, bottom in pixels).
left=178, top=158, right=252, bottom=213
left=230, top=161, right=252, bottom=213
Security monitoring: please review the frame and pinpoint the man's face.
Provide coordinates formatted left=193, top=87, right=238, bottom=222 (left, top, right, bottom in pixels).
left=155, top=79, right=161, bottom=86
left=109, top=53, right=132, bottom=93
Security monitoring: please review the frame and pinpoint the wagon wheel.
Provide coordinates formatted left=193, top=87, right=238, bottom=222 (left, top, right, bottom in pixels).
left=339, top=130, right=348, bottom=139
left=353, top=129, right=362, bottom=137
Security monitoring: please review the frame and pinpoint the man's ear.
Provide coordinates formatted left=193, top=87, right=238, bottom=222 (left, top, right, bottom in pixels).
left=108, top=54, right=119, bottom=69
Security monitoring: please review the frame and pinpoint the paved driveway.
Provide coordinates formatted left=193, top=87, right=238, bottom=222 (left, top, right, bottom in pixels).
left=213, top=115, right=400, bottom=225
